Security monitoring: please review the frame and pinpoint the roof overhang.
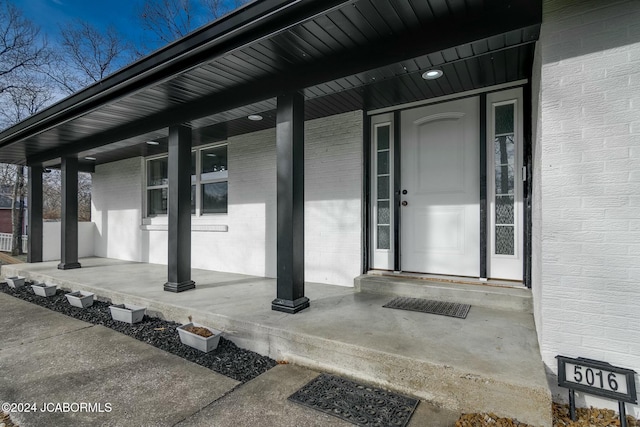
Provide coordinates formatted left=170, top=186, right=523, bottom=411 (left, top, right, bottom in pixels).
left=0, top=0, right=541, bottom=168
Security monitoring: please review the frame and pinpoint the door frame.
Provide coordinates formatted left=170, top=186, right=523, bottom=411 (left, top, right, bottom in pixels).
left=364, top=82, right=531, bottom=285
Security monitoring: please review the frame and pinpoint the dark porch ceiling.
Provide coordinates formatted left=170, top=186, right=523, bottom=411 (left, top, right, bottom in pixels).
left=0, top=0, right=541, bottom=170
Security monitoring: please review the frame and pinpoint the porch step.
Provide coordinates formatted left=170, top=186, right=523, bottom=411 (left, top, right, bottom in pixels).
left=355, top=273, right=533, bottom=313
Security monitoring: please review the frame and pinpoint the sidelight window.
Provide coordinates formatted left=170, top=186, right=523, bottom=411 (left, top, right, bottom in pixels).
left=493, top=102, right=516, bottom=256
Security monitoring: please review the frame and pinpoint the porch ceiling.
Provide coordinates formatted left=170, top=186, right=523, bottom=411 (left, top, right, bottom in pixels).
left=0, top=0, right=541, bottom=169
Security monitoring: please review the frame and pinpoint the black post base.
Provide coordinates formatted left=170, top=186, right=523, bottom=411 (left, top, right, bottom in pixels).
left=164, top=280, right=196, bottom=293
left=58, top=262, right=81, bottom=270
left=272, top=296, right=310, bottom=314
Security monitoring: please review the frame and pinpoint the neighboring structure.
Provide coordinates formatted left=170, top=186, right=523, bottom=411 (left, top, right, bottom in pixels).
left=0, top=0, right=637, bottom=418
left=0, top=184, right=27, bottom=235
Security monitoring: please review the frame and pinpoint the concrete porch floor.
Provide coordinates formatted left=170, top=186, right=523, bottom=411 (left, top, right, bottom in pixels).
left=2, top=257, right=552, bottom=426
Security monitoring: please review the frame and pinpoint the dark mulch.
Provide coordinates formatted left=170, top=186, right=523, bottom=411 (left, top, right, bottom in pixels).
left=0, top=282, right=276, bottom=383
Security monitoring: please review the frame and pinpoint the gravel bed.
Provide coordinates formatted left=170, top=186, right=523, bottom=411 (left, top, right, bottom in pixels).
left=0, top=282, right=276, bottom=383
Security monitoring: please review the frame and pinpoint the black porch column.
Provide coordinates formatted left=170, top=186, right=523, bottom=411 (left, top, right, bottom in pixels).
left=272, top=91, right=309, bottom=314
left=164, top=124, right=195, bottom=292
left=58, top=157, right=81, bottom=270
left=27, top=165, right=43, bottom=263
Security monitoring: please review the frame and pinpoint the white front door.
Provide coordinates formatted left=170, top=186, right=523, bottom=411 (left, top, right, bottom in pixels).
left=400, top=97, right=480, bottom=276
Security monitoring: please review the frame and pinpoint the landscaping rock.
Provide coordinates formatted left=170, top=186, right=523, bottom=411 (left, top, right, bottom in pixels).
left=0, top=282, right=276, bottom=383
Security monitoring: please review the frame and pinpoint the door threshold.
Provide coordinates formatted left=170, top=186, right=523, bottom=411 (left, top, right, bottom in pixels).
left=367, top=270, right=523, bottom=289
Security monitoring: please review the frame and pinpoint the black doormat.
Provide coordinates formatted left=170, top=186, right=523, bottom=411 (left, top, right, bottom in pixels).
left=288, top=373, right=419, bottom=427
left=383, top=296, right=471, bottom=319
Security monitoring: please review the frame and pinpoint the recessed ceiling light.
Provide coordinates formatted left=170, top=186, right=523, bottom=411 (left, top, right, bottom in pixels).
left=146, top=141, right=160, bottom=145
left=84, top=157, right=96, bottom=161
left=248, top=114, right=263, bottom=121
left=206, top=154, right=217, bottom=157
left=422, top=69, right=443, bottom=80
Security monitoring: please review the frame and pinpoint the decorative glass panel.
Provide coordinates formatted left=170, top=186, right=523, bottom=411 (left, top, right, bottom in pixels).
left=377, top=125, right=390, bottom=150
left=377, top=151, right=389, bottom=175
left=377, top=176, right=389, bottom=200
left=201, top=145, right=228, bottom=182
left=377, top=201, right=390, bottom=225
left=147, top=158, right=168, bottom=186
left=202, top=182, right=228, bottom=213
left=495, top=226, right=515, bottom=255
left=375, top=123, right=392, bottom=251
left=147, top=188, right=167, bottom=216
left=377, top=226, right=390, bottom=250
left=495, top=104, right=514, bottom=134
left=493, top=102, right=516, bottom=256
left=496, top=196, right=514, bottom=224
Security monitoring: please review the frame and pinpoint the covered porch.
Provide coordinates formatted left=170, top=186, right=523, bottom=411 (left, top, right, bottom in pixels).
left=0, top=0, right=542, bottom=312
left=2, top=257, right=551, bottom=425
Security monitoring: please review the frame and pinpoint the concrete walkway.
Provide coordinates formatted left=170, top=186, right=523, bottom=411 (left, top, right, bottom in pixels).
left=0, top=292, right=459, bottom=427
left=2, top=257, right=552, bottom=426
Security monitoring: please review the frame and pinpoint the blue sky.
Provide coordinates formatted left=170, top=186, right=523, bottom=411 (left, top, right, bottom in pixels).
left=18, top=0, right=143, bottom=43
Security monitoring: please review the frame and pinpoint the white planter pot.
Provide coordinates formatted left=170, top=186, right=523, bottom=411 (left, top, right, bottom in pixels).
left=65, top=291, right=95, bottom=308
left=31, top=283, right=57, bottom=297
left=109, top=304, right=146, bottom=324
left=177, top=322, right=222, bottom=353
left=6, top=276, right=25, bottom=288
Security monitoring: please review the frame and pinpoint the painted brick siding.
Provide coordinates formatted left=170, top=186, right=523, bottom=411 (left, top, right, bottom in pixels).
left=91, top=111, right=362, bottom=287
left=304, top=110, right=363, bottom=286
left=535, top=0, right=640, bottom=415
left=91, top=157, right=143, bottom=261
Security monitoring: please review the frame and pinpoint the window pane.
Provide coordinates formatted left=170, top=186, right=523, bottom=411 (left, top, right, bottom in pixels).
left=201, top=145, right=228, bottom=181
left=202, top=181, right=228, bottom=213
left=495, top=225, right=515, bottom=255
left=147, top=158, right=168, bottom=186
left=377, top=176, right=389, bottom=199
left=147, top=188, right=167, bottom=216
left=191, top=185, right=196, bottom=215
left=377, top=201, right=390, bottom=225
left=495, top=164, right=514, bottom=195
left=377, top=150, right=389, bottom=175
left=496, top=195, right=514, bottom=224
left=377, top=125, right=390, bottom=150
left=494, top=136, right=515, bottom=165
left=495, top=104, right=514, bottom=134
left=377, top=226, right=390, bottom=250
left=191, top=152, right=196, bottom=184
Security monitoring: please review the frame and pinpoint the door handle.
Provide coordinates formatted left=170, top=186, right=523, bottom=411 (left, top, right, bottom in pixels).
left=401, top=201, right=408, bottom=206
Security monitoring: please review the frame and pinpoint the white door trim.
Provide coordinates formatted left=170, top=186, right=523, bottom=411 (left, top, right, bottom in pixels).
left=367, top=79, right=528, bottom=116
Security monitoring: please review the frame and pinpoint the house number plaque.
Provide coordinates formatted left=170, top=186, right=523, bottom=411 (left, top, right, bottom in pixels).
left=556, top=356, right=637, bottom=427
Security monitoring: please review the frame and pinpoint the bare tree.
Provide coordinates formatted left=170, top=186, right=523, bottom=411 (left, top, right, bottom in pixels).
left=135, top=0, right=248, bottom=54
left=41, top=170, right=91, bottom=222
left=138, top=0, right=195, bottom=48
left=202, top=0, right=247, bottom=19
left=0, top=1, right=54, bottom=254
left=50, top=20, right=132, bottom=94
left=0, top=1, right=51, bottom=97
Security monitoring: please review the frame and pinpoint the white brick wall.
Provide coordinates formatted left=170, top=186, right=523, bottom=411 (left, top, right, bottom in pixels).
left=91, top=111, right=363, bottom=287
left=42, top=222, right=96, bottom=261
left=92, top=157, right=143, bottom=261
left=305, top=110, right=363, bottom=286
left=534, top=0, right=640, bottom=415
